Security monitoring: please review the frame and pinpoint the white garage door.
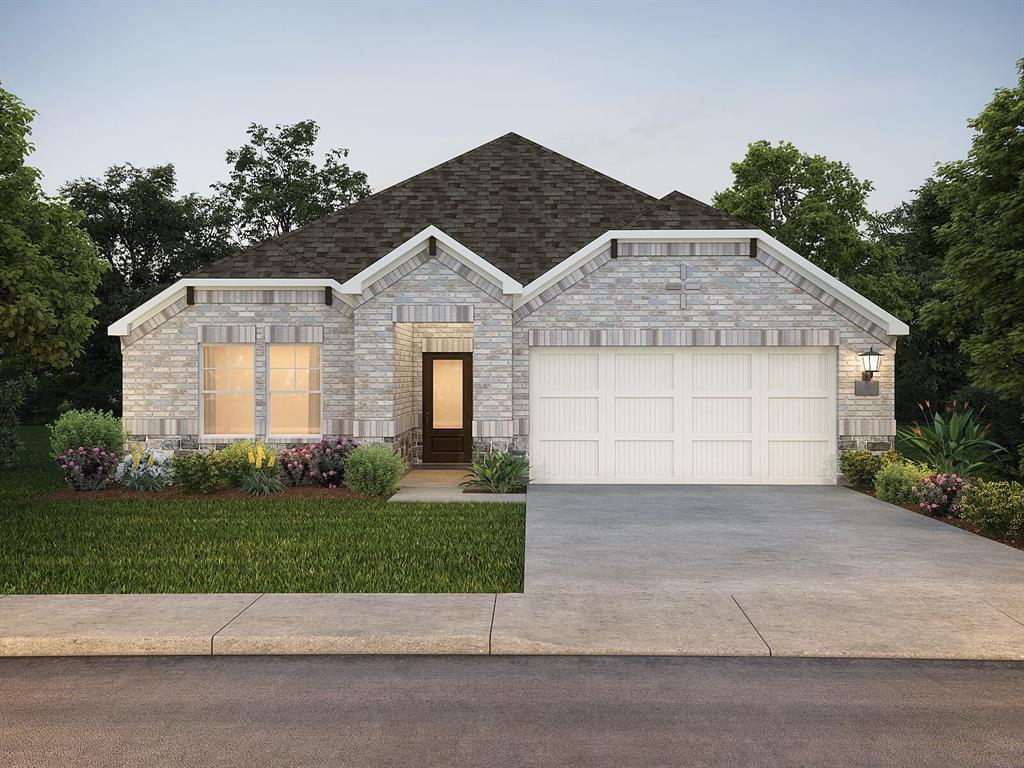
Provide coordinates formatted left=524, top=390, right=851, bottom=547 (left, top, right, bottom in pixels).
left=529, top=347, right=837, bottom=484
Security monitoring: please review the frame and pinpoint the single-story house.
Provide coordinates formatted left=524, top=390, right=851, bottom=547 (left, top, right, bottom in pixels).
left=109, top=133, right=908, bottom=484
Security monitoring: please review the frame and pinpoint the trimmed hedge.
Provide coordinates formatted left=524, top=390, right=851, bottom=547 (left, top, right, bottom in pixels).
left=345, top=444, right=406, bottom=497
left=48, top=409, right=125, bottom=457
left=961, top=480, right=1024, bottom=540
left=874, top=460, right=930, bottom=505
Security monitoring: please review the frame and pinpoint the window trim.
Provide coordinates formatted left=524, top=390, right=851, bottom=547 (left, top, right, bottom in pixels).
left=199, top=342, right=257, bottom=441
left=266, top=342, right=323, bottom=440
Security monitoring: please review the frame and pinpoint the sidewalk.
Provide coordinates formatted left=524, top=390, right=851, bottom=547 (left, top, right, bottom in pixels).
left=389, top=468, right=526, bottom=503
left=2, top=587, right=1022, bottom=659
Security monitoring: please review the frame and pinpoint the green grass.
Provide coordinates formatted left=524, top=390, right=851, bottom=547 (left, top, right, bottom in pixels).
left=1, top=426, right=525, bottom=594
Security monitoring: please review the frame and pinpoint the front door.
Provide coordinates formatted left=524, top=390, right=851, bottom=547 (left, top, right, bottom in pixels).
left=422, top=352, right=473, bottom=463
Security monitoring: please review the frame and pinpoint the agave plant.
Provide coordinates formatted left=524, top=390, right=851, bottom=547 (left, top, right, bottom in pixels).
left=896, top=401, right=1006, bottom=477
left=461, top=450, right=530, bottom=494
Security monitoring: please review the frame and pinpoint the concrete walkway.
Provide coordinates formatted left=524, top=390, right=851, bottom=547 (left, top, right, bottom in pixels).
left=390, top=468, right=526, bottom=503
left=2, top=485, right=1023, bottom=659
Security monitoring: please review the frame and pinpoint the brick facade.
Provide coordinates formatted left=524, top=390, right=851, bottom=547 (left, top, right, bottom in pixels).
left=120, top=243, right=896, bottom=467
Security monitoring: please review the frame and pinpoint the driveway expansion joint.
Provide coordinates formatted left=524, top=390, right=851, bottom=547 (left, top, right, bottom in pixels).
left=731, top=595, right=772, bottom=657
left=980, top=597, right=1024, bottom=630
left=210, top=594, right=265, bottom=655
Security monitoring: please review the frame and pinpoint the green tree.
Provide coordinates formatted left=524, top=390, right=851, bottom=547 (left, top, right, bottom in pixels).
left=713, top=140, right=913, bottom=318
left=924, top=60, right=1024, bottom=415
left=0, top=85, right=105, bottom=372
left=50, top=164, right=238, bottom=413
left=214, top=120, right=371, bottom=244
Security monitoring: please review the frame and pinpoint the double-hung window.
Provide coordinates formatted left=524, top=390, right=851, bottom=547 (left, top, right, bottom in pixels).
left=268, top=344, right=321, bottom=436
left=202, top=344, right=255, bottom=437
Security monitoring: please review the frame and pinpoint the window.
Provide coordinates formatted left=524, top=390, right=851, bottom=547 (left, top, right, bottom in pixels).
left=202, top=344, right=255, bottom=436
left=269, top=344, right=321, bottom=436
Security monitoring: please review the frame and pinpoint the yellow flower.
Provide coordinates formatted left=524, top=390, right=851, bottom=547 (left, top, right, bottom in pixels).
left=147, top=454, right=154, bottom=466
left=257, top=444, right=265, bottom=462
left=268, top=456, right=276, bottom=468
left=247, top=449, right=255, bottom=465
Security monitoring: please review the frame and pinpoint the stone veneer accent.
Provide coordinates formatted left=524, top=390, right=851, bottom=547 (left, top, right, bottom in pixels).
left=119, top=241, right=897, bottom=467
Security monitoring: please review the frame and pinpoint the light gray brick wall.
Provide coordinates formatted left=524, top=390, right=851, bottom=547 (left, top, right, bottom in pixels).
left=512, top=254, right=896, bottom=450
left=121, top=300, right=352, bottom=448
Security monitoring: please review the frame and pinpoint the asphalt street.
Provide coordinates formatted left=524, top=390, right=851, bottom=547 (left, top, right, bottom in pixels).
left=2, top=655, right=1022, bottom=767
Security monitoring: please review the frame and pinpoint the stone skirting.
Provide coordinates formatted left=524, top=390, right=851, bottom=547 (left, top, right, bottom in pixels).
left=527, top=328, right=840, bottom=347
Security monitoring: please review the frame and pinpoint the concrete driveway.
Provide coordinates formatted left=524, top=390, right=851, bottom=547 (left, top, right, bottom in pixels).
left=488, top=485, right=1024, bottom=658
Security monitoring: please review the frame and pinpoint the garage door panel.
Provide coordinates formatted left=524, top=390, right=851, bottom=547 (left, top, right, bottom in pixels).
left=692, top=397, right=752, bottom=434
left=692, top=353, right=752, bottom=391
left=613, top=440, right=674, bottom=479
left=767, top=353, right=831, bottom=391
left=692, top=440, right=753, bottom=480
left=535, top=353, right=600, bottom=391
left=768, top=397, right=830, bottom=434
left=613, top=397, right=674, bottom=434
left=534, top=440, right=600, bottom=480
left=613, top=352, right=674, bottom=390
left=536, top=396, right=599, bottom=434
left=768, top=440, right=831, bottom=481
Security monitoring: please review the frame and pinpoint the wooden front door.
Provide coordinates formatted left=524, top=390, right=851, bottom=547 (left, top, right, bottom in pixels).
left=422, top=352, right=473, bottom=463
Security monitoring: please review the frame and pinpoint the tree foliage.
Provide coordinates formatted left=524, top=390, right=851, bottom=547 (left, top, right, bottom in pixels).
left=924, top=59, right=1024, bottom=412
left=214, top=120, right=371, bottom=244
left=0, top=85, right=105, bottom=372
left=713, top=139, right=913, bottom=319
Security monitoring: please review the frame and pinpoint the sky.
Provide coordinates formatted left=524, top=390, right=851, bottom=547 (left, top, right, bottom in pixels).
left=1, top=0, right=1021, bottom=213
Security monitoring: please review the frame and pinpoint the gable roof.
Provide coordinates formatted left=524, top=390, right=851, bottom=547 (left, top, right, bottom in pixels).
left=191, top=132, right=748, bottom=284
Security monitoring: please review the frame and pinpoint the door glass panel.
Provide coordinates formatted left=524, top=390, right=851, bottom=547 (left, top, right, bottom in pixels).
left=432, top=359, right=463, bottom=429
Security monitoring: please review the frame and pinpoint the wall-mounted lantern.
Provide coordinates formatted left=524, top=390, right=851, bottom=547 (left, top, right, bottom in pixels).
left=858, top=347, right=883, bottom=381
left=855, top=347, right=883, bottom=396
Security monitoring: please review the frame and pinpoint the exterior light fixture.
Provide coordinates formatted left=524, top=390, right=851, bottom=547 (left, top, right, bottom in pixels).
left=858, top=347, right=883, bottom=381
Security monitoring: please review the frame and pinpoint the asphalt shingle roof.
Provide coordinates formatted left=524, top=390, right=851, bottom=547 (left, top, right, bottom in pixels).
left=191, top=133, right=749, bottom=284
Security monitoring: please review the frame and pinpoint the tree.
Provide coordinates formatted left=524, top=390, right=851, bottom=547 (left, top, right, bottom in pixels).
left=51, top=164, right=238, bottom=413
left=214, top=120, right=371, bottom=244
left=0, top=85, right=104, bottom=372
left=713, top=140, right=913, bottom=319
left=924, top=60, right=1024, bottom=416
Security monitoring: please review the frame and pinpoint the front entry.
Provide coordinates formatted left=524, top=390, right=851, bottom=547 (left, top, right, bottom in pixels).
left=422, top=352, right=473, bottom=463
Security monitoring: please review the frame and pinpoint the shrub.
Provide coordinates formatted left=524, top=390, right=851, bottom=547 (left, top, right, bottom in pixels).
left=48, top=409, right=125, bottom=458
left=461, top=451, right=530, bottom=493
left=897, top=402, right=1006, bottom=477
left=55, top=446, right=119, bottom=491
left=115, top=444, right=172, bottom=492
left=236, top=443, right=284, bottom=496
left=171, top=452, right=222, bottom=494
left=0, top=375, right=33, bottom=470
left=345, top=444, right=406, bottom=497
left=874, top=460, right=930, bottom=505
left=839, top=449, right=882, bottom=488
left=912, top=473, right=967, bottom=518
left=279, top=438, right=356, bottom=488
left=214, top=440, right=273, bottom=487
left=961, top=480, right=1024, bottom=540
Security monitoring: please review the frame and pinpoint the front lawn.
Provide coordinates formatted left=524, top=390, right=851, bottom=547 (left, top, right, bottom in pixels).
left=0, top=427, right=525, bottom=594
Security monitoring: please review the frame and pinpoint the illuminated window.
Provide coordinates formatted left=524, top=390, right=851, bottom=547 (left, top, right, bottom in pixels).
left=202, top=344, right=255, bottom=436
left=268, top=344, right=321, bottom=435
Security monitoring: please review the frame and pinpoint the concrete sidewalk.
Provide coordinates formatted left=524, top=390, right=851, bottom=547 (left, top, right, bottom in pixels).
left=2, top=587, right=1023, bottom=659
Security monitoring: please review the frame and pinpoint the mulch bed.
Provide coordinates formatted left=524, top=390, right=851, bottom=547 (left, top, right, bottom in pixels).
left=851, top=487, right=1024, bottom=552
left=41, top=485, right=372, bottom=502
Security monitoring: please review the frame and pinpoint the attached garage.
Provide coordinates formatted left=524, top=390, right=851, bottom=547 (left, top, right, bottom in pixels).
left=529, top=346, right=837, bottom=484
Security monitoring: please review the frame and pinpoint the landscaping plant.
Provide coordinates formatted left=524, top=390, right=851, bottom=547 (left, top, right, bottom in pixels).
left=278, top=437, right=356, bottom=488
left=838, top=449, right=883, bottom=488
left=345, top=444, right=406, bottom=497
left=874, top=459, right=930, bottom=505
left=960, top=480, right=1024, bottom=540
left=911, top=473, right=966, bottom=518
left=48, top=409, right=125, bottom=457
left=171, top=452, right=222, bottom=494
left=0, top=376, right=32, bottom=469
left=239, top=444, right=284, bottom=496
left=461, top=450, right=530, bottom=494
left=55, top=446, right=119, bottom=490
left=215, top=440, right=274, bottom=487
left=897, top=402, right=1006, bottom=477
left=115, top=444, right=172, bottom=492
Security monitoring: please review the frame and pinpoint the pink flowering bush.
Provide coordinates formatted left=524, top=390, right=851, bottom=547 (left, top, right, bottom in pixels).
left=278, top=438, right=357, bottom=489
left=56, top=446, right=119, bottom=491
left=912, top=473, right=966, bottom=518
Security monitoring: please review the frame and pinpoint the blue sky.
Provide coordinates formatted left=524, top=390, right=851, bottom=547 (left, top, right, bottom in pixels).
left=2, top=0, right=1021, bottom=211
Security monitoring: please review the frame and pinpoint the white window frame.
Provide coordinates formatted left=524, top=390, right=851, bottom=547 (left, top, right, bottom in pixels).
left=266, top=343, right=323, bottom=440
left=199, top=343, right=257, bottom=441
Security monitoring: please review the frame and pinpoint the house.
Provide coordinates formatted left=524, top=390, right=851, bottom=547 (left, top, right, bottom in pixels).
left=108, top=133, right=908, bottom=484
